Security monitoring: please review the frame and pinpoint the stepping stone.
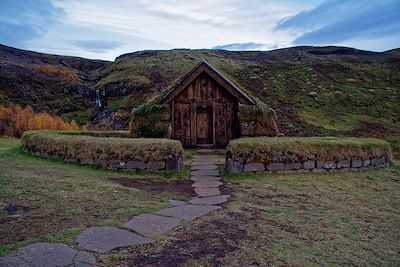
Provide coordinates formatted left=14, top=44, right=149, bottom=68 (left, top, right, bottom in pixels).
left=169, top=199, right=188, bottom=206
left=191, top=170, right=220, bottom=177
left=195, top=187, right=221, bottom=197
left=190, top=195, right=231, bottom=205
left=192, top=156, right=218, bottom=160
left=191, top=165, right=218, bottom=171
left=193, top=155, right=217, bottom=159
left=192, top=156, right=218, bottom=161
left=192, top=180, right=223, bottom=188
left=123, top=214, right=181, bottom=238
left=156, top=205, right=220, bottom=221
left=191, top=160, right=218, bottom=166
left=75, top=251, right=97, bottom=267
left=76, top=226, right=154, bottom=253
left=196, top=149, right=213, bottom=153
left=190, top=176, right=221, bottom=182
left=0, top=242, right=96, bottom=267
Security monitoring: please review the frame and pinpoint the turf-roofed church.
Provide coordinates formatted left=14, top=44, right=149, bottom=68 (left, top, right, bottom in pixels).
left=130, top=61, right=279, bottom=147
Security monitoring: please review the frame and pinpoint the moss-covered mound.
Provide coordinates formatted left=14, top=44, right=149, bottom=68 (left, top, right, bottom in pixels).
left=238, top=100, right=279, bottom=137
left=21, top=131, right=184, bottom=171
left=227, top=137, right=392, bottom=163
left=129, top=102, right=171, bottom=138
left=60, top=130, right=130, bottom=138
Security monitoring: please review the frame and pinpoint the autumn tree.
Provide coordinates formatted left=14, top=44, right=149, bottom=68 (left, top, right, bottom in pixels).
left=0, top=104, right=81, bottom=137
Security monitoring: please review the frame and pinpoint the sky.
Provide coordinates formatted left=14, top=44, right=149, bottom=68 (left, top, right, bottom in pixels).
left=0, top=0, right=399, bottom=60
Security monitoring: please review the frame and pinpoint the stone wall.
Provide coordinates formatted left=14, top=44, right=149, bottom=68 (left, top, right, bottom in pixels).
left=22, top=131, right=184, bottom=172
left=58, top=154, right=183, bottom=172
left=226, top=156, right=390, bottom=174
left=225, top=137, right=393, bottom=174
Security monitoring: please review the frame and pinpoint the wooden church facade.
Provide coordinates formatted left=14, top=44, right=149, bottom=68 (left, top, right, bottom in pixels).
left=158, top=61, right=255, bottom=147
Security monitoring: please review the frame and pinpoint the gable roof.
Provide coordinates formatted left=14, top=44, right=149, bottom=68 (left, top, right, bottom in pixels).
left=157, top=60, right=255, bottom=104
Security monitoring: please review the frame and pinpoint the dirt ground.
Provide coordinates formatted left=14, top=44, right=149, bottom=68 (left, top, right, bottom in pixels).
left=98, top=166, right=400, bottom=267
left=0, top=138, right=182, bottom=256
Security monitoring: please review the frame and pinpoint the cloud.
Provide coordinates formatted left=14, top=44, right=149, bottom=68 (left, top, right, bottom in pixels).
left=52, top=0, right=304, bottom=55
left=72, top=40, right=123, bottom=53
left=0, top=0, right=64, bottom=47
left=213, top=42, right=277, bottom=51
left=274, top=0, right=400, bottom=46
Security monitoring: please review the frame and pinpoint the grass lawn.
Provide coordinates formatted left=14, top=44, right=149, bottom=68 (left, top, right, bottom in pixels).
left=0, top=137, right=187, bottom=257
left=98, top=162, right=400, bottom=266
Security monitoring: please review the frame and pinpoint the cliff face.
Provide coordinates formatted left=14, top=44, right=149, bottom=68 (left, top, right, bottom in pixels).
left=1, top=44, right=399, bottom=136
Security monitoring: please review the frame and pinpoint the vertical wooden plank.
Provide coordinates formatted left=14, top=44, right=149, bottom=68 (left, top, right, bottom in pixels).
left=212, top=102, right=216, bottom=146
left=174, top=103, right=182, bottom=142
left=191, top=102, right=196, bottom=146
left=188, top=84, right=193, bottom=99
left=184, top=103, right=192, bottom=146
left=226, top=102, right=234, bottom=142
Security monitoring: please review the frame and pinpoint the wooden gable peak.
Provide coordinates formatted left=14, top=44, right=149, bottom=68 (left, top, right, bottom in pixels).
left=157, top=60, right=255, bottom=104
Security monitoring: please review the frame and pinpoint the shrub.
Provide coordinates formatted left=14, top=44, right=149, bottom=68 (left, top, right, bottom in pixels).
left=0, top=105, right=79, bottom=137
left=130, top=101, right=170, bottom=138
left=227, top=136, right=393, bottom=163
left=138, top=122, right=166, bottom=138
left=21, top=131, right=183, bottom=163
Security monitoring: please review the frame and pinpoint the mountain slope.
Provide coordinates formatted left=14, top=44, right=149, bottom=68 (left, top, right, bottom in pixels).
left=0, top=44, right=109, bottom=124
left=1, top=44, right=399, bottom=136
left=97, top=46, right=400, bottom=136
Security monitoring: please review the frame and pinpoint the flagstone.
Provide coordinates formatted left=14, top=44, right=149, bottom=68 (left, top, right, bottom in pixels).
left=192, top=180, right=223, bottom=188
left=123, top=214, right=181, bottom=237
left=191, top=170, right=220, bottom=177
left=191, top=165, right=218, bottom=171
left=190, top=195, right=230, bottom=205
left=76, top=226, right=154, bottom=253
left=190, top=176, right=221, bottom=182
left=0, top=242, right=96, bottom=267
left=195, top=187, right=221, bottom=197
left=156, top=205, right=220, bottom=221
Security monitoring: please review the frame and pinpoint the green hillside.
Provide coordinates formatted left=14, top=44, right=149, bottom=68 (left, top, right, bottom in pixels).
left=1, top=44, right=399, bottom=136
left=97, top=47, right=400, bottom=136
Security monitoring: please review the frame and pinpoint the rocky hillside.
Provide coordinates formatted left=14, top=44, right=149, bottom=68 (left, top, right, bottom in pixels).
left=1, top=44, right=399, bottom=136
left=0, top=44, right=109, bottom=125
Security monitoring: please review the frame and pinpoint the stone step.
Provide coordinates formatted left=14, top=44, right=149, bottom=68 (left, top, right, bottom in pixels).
left=195, top=187, right=221, bottom=197
left=191, top=161, right=219, bottom=166
left=0, top=243, right=96, bottom=267
left=155, top=205, right=220, bottom=221
left=192, top=180, right=223, bottom=188
left=190, top=195, right=230, bottom=205
left=191, top=170, right=220, bottom=177
left=190, top=176, right=222, bottom=182
left=123, top=214, right=181, bottom=238
left=76, top=226, right=154, bottom=253
left=191, top=165, right=218, bottom=171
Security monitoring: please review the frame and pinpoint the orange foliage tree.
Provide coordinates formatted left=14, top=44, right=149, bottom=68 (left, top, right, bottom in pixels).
left=0, top=105, right=79, bottom=137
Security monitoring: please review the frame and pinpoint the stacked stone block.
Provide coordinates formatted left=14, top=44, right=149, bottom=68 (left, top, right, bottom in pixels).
left=226, top=156, right=390, bottom=174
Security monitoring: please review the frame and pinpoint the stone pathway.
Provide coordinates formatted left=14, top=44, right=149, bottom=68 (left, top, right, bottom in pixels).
left=0, top=242, right=95, bottom=267
left=0, top=152, right=229, bottom=266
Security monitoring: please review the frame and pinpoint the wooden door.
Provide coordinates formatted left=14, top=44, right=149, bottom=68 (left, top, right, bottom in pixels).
left=196, top=106, right=213, bottom=144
